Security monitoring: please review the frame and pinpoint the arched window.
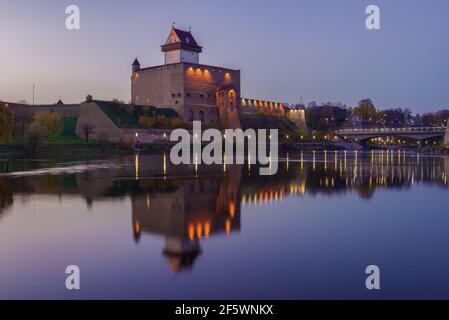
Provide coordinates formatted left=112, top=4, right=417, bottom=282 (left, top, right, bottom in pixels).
left=199, top=111, right=205, bottom=122
left=188, top=110, right=194, bottom=122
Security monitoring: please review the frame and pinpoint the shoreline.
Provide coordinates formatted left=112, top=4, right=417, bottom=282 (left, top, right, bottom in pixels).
left=1, top=142, right=448, bottom=159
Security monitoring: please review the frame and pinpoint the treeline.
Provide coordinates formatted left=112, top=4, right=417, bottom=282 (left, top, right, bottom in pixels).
left=305, top=98, right=449, bottom=133
left=0, top=103, right=63, bottom=153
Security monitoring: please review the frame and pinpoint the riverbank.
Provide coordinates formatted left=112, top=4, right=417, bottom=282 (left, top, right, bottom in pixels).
left=1, top=142, right=448, bottom=160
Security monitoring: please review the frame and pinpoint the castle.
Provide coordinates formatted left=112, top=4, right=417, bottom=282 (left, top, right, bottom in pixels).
left=131, top=26, right=287, bottom=129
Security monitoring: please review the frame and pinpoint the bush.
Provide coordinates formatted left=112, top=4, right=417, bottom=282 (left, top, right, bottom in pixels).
left=35, top=111, right=62, bottom=137
left=25, top=122, right=47, bottom=155
left=118, top=136, right=133, bottom=150
left=0, top=103, right=13, bottom=143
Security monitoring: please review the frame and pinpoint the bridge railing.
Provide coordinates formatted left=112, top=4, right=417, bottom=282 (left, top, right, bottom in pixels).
left=337, top=127, right=447, bottom=134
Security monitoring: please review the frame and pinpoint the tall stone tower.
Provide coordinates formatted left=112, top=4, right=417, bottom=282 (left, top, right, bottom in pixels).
left=161, top=26, right=203, bottom=64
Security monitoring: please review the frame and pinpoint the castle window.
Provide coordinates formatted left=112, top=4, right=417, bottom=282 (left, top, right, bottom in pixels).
left=199, top=111, right=205, bottom=122
left=188, top=110, right=194, bottom=122
left=178, top=93, right=182, bottom=97
left=175, top=100, right=178, bottom=105
left=200, top=94, right=204, bottom=98
left=186, top=93, right=191, bottom=97
left=172, top=93, right=176, bottom=98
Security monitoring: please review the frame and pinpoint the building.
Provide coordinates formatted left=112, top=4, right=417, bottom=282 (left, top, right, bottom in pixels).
left=131, top=26, right=299, bottom=130
left=131, top=26, right=242, bottom=129
left=285, top=104, right=307, bottom=132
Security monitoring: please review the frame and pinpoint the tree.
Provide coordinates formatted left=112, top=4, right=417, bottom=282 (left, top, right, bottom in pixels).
left=169, top=117, right=183, bottom=128
left=354, top=99, right=377, bottom=124
left=25, top=122, right=47, bottom=156
left=35, top=111, right=62, bottom=137
left=306, top=105, right=347, bottom=133
left=138, top=115, right=156, bottom=128
left=80, top=123, right=96, bottom=143
left=307, top=101, right=317, bottom=108
left=0, top=103, right=13, bottom=143
left=12, top=108, right=34, bottom=143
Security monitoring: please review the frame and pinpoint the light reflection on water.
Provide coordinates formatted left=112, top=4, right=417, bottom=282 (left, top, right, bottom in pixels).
left=0, top=151, right=448, bottom=299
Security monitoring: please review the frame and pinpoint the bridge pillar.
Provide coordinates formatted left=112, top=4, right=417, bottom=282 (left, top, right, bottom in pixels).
left=445, top=120, right=449, bottom=148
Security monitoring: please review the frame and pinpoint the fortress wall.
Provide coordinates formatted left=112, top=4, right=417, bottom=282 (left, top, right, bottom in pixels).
left=75, top=102, right=123, bottom=142
left=10, top=105, right=80, bottom=118
left=131, top=63, right=184, bottom=114
left=183, top=63, right=241, bottom=124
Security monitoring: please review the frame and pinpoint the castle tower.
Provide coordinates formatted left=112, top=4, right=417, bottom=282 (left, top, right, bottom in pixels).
left=132, top=58, right=140, bottom=73
left=216, top=84, right=241, bottom=129
left=161, top=26, right=202, bottom=64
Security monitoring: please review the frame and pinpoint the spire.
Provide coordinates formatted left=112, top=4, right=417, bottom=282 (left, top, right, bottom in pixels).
left=132, top=58, right=141, bottom=72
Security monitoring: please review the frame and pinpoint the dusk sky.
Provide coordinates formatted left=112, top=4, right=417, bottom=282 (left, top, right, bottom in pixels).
left=1, top=0, right=448, bottom=113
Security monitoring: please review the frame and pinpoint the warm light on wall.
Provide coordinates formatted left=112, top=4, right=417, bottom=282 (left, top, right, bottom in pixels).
left=188, top=224, right=195, bottom=241
left=196, top=223, right=203, bottom=239
left=225, top=219, right=231, bottom=235
left=229, top=202, right=236, bottom=218
left=204, top=222, right=211, bottom=238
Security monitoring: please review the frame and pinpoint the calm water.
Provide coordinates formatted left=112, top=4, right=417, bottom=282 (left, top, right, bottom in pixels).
left=0, top=151, right=448, bottom=299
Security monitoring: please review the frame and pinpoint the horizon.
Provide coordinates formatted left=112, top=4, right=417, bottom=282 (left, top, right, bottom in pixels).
left=1, top=0, right=449, bottom=112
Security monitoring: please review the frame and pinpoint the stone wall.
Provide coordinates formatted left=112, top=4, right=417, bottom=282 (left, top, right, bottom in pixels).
left=9, top=104, right=80, bottom=118
left=75, top=102, right=123, bottom=142
left=131, top=62, right=241, bottom=125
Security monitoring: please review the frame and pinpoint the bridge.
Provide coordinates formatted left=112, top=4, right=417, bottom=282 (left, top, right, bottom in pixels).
left=336, top=124, right=449, bottom=146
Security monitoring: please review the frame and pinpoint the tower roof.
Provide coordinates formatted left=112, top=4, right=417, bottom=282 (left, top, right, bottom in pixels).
left=172, top=27, right=200, bottom=47
left=132, top=58, right=140, bottom=66
left=161, top=26, right=202, bottom=53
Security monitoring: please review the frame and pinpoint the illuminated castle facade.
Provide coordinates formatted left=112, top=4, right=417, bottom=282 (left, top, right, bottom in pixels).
left=131, top=26, right=286, bottom=129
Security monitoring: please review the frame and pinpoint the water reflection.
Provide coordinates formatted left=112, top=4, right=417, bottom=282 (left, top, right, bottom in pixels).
left=0, top=151, right=448, bottom=275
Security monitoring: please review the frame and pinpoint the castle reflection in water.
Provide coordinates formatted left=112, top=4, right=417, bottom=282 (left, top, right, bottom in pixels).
left=0, top=151, right=448, bottom=273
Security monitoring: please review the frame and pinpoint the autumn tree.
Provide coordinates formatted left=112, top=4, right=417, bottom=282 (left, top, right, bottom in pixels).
left=138, top=115, right=156, bottom=128
left=35, top=111, right=62, bottom=137
left=0, top=103, right=13, bottom=143
left=169, top=117, right=183, bottom=128
left=353, top=99, right=378, bottom=124
left=12, top=108, right=34, bottom=143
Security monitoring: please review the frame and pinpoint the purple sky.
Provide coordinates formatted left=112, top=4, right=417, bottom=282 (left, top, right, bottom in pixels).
left=1, top=0, right=448, bottom=113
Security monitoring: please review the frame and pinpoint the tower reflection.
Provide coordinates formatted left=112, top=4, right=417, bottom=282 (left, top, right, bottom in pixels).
left=131, top=165, right=242, bottom=274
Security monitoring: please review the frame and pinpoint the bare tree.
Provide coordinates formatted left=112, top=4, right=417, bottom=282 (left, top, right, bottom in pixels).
left=25, top=122, right=47, bottom=156
left=81, top=123, right=96, bottom=143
